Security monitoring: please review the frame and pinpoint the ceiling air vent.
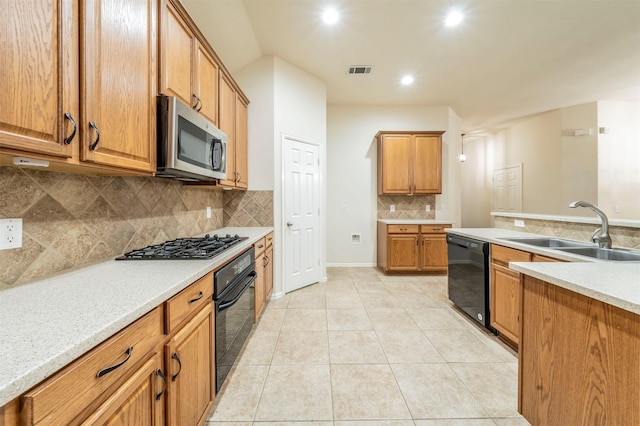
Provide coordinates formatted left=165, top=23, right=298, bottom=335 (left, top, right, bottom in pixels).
left=348, top=65, right=373, bottom=75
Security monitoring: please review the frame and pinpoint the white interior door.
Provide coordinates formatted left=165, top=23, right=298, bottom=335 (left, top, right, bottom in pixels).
left=493, top=164, right=523, bottom=212
left=283, top=135, right=321, bottom=293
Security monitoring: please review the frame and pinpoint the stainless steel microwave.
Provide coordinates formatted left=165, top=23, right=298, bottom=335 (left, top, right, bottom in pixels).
left=156, top=95, right=227, bottom=182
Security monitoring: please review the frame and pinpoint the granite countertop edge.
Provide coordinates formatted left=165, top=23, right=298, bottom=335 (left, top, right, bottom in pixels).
left=446, top=228, right=640, bottom=316
left=0, top=226, right=273, bottom=407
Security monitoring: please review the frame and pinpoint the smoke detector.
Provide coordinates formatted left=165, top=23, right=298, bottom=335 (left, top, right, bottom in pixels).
left=348, top=65, right=373, bottom=75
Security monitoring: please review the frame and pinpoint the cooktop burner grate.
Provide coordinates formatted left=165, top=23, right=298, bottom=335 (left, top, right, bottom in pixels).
left=116, top=234, right=247, bottom=260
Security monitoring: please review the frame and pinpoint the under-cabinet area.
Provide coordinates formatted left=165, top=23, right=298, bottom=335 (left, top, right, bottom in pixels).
left=377, top=221, right=451, bottom=273
left=0, top=228, right=272, bottom=426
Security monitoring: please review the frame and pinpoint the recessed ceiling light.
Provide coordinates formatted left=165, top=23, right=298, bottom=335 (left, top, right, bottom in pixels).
left=322, top=8, right=339, bottom=25
left=401, top=75, right=414, bottom=85
left=445, top=10, right=464, bottom=27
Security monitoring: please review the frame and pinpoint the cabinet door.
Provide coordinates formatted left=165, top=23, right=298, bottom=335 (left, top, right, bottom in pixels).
left=421, top=234, right=448, bottom=272
left=81, top=354, right=165, bottom=426
left=490, top=263, right=521, bottom=345
left=194, top=41, right=218, bottom=125
left=387, top=235, right=420, bottom=271
left=235, top=95, right=249, bottom=189
left=218, top=73, right=237, bottom=187
left=0, top=0, right=77, bottom=158
left=413, top=135, right=442, bottom=194
left=81, top=0, right=156, bottom=172
left=265, top=245, right=273, bottom=300
left=254, top=253, right=266, bottom=321
left=166, top=304, right=215, bottom=426
left=379, top=135, right=412, bottom=194
left=160, top=0, right=194, bottom=107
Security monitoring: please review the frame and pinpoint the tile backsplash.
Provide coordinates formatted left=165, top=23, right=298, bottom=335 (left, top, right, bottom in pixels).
left=0, top=167, right=274, bottom=289
left=377, top=195, right=436, bottom=219
left=493, top=216, right=640, bottom=249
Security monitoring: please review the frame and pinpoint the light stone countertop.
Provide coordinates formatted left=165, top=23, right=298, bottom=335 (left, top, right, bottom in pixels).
left=0, top=226, right=272, bottom=407
left=378, top=219, right=455, bottom=225
left=446, top=228, right=640, bottom=316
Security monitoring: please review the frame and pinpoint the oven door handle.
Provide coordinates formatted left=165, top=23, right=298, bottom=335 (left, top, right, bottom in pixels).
left=218, top=272, right=257, bottom=311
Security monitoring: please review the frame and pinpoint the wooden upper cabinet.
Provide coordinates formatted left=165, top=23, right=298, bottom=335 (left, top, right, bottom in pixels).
left=1, top=0, right=156, bottom=173
left=160, top=0, right=219, bottom=124
left=161, top=1, right=195, bottom=107
left=235, top=95, right=249, bottom=189
left=218, top=73, right=237, bottom=187
left=218, top=73, right=249, bottom=190
left=377, top=131, right=444, bottom=195
left=378, top=135, right=412, bottom=194
left=81, top=0, right=157, bottom=172
left=414, top=135, right=442, bottom=193
left=0, top=0, right=77, bottom=158
left=195, top=42, right=219, bottom=125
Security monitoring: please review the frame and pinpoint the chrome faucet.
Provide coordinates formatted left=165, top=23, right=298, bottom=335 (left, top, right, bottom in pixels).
left=569, top=200, right=612, bottom=248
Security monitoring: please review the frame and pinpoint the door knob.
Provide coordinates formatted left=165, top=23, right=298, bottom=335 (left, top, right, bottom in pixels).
left=286, top=221, right=293, bottom=226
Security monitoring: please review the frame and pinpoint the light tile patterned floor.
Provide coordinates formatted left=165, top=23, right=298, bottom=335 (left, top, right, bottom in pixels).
left=206, top=267, right=530, bottom=425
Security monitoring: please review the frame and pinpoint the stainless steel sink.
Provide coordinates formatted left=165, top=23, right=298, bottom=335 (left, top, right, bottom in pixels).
left=556, top=246, right=640, bottom=262
left=497, top=237, right=594, bottom=248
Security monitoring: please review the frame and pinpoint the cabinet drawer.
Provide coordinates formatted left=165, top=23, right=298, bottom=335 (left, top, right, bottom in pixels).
left=387, top=225, right=419, bottom=234
left=491, top=244, right=531, bottom=265
left=254, top=237, right=267, bottom=257
left=22, top=307, right=163, bottom=425
left=165, top=272, right=213, bottom=333
left=265, top=232, right=273, bottom=247
left=420, top=224, right=451, bottom=234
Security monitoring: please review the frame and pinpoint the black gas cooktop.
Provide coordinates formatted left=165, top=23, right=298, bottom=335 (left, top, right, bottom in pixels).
left=116, top=234, right=247, bottom=260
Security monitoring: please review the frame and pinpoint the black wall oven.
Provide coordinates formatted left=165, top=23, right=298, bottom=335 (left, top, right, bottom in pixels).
left=447, top=234, right=496, bottom=334
left=213, top=247, right=256, bottom=392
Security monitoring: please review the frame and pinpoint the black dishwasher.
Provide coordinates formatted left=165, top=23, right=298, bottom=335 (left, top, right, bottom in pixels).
left=446, top=234, right=496, bottom=334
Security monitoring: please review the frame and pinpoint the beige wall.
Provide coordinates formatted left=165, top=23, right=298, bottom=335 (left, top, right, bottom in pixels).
left=462, top=102, right=599, bottom=225
left=597, top=101, right=640, bottom=219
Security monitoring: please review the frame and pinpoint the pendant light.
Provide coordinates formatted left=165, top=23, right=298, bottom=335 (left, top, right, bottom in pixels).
left=458, top=133, right=467, bottom=163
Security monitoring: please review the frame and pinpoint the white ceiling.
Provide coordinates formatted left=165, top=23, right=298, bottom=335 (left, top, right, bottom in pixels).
left=183, top=0, right=640, bottom=132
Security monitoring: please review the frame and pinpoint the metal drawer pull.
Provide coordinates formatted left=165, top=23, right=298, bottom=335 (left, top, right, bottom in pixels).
left=171, top=353, right=182, bottom=381
left=263, top=255, right=269, bottom=267
left=188, top=291, right=204, bottom=304
left=155, top=369, right=167, bottom=400
left=96, top=346, right=133, bottom=378
left=88, top=121, right=100, bottom=151
left=63, top=112, right=77, bottom=144
left=258, top=244, right=264, bottom=249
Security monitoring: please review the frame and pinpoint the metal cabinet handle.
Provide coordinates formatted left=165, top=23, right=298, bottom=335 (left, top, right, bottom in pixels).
left=263, top=255, right=269, bottom=267
left=89, top=121, right=100, bottom=151
left=155, top=369, right=167, bottom=400
left=96, top=346, right=133, bottom=378
left=63, top=112, right=77, bottom=144
left=192, top=94, right=201, bottom=111
left=287, top=221, right=293, bottom=227
left=188, top=291, right=204, bottom=304
left=171, top=353, right=182, bottom=381
left=235, top=171, right=240, bottom=183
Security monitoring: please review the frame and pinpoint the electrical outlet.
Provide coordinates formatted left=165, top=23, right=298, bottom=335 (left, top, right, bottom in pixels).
left=351, top=234, right=361, bottom=244
left=614, top=205, right=621, bottom=214
left=206, top=207, right=212, bottom=219
left=341, top=204, right=348, bottom=212
left=390, top=205, right=395, bottom=212
left=0, top=218, right=23, bottom=250
left=514, top=219, right=525, bottom=228
left=425, top=205, right=431, bottom=212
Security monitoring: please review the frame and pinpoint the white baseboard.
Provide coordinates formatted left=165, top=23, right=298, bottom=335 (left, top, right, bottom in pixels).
left=326, top=262, right=377, bottom=267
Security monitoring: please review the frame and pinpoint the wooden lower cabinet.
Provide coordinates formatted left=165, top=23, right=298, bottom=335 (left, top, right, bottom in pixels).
left=490, top=244, right=565, bottom=349
left=254, top=233, right=274, bottom=321
left=165, top=303, right=215, bottom=426
left=377, top=223, right=450, bottom=273
left=81, top=353, right=165, bottom=425
left=519, top=275, right=640, bottom=425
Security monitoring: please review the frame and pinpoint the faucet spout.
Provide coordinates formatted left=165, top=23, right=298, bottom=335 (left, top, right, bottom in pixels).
left=568, top=200, right=612, bottom=248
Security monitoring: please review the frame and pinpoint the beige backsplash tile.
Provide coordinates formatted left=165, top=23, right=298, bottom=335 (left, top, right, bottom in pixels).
left=0, top=166, right=274, bottom=288
left=377, top=195, right=436, bottom=220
